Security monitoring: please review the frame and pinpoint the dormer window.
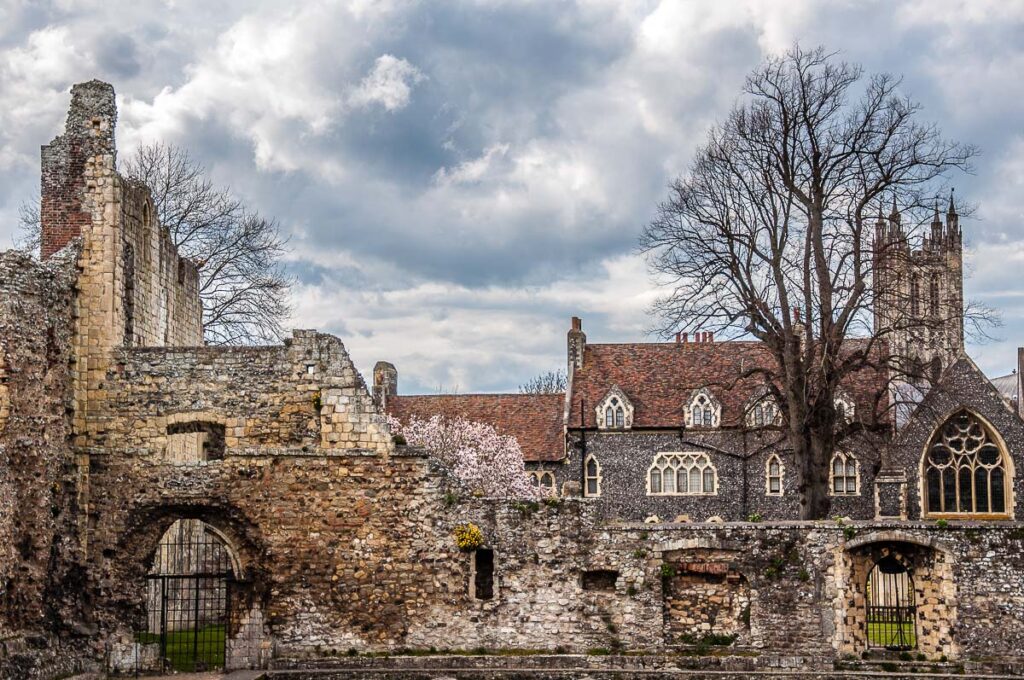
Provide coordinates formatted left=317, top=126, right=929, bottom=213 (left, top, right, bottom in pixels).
left=596, top=386, right=633, bottom=430
left=684, top=389, right=721, bottom=429
left=746, top=391, right=781, bottom=428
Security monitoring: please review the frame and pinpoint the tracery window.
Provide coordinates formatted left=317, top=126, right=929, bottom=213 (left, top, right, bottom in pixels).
left=924, top=411, right=1010, bottom=517
left=584, top=455, right=602, bottom=497
left=685, top=389, right=721, bottom=429
left=830, top=451, right=859, bottom=496
left=596, top=386, right=633, bottom=430
left=929, top=274, right=940, bottom=317
left=647, top=453, right=717, bottom=496
left=910, top=274, right=921, bottom=317
left=530, top=471, right=557, bottom=496
left=766, top=454, right=784, bottom=496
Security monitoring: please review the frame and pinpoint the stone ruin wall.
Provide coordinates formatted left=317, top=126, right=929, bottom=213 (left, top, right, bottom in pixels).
left=0, top=247, right=85, bottom=678
left=79, top=328, right=1024, bottom=669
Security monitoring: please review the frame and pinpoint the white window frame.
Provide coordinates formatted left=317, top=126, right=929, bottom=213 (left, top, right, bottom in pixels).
left=595, top=386, right=633, bottom=430
left=829, top=451, right=860, bottom=496
left=765, top=454, right=784, bottom=496
left=746, top=393, right=781, bottom=428
left=584, top=455, right=602, bottom=497
left=684, top=389, right=721, bottom=429
left=646, top=452, right=718, bottom=496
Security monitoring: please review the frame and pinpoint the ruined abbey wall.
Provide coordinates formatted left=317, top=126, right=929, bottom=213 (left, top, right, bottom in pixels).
left=0, top=247, right=86, bottom=678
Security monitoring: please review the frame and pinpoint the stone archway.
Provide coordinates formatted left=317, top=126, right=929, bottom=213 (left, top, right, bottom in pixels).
left=839, top=538, right=956, bottom=659
left=107, top=506, right=269, bottom=672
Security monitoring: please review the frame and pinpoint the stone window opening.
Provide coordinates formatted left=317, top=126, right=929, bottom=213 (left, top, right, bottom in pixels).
left=530, top=471, right=557, bottom=496
left=923, top=410, right=1012, bottom=518
left=471, top=548, right=494, bottom=600
left=584, top=455, right=602, bottom=497
left=648, top=452, right=717, bottom=496
left=765, top=454, right=784, bottom=496
left=829, top=451, right=859, bottom=496
left=834, top=392, right=855, bottom=424
left=581, top=569, right=619, bottom=591
left=596, top=386, right=633, bottom=430
left=929, top=274, right=940, bottom=317
left=166, top=421, right=227, bottom=463
left=685, top=389, right=720, bottom=429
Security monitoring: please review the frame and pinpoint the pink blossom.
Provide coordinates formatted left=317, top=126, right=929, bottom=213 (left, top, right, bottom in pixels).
left=387, top=414, right=538, bottom=499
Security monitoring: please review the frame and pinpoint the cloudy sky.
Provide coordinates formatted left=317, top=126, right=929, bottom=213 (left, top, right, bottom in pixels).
left=1, top=1, right=1022, bottom=393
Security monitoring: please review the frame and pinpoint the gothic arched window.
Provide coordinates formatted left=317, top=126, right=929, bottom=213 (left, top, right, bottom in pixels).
left=766, top=454, right=784, bottom=496
left=924, top=411, right=1011, bottom=517
left=647, top=453, right=717, bottom=495
left=584, top=455, right=602, bottom=497
left=910, top=274, right=921, bottom=317
left=830, top=452, right=859, bottom=496
left=685, top=389, right=721, bottom=429
left=596, top=387, right=633, bottom=430
left=929, top=273, right=940, bottom=317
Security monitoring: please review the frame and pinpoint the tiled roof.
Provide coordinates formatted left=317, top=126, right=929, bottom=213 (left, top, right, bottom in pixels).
left=990, top=373, right=1018, bottom=403
left=569, top=340, right=888, bottom=429
left=386, top=393, right=565, bottom=462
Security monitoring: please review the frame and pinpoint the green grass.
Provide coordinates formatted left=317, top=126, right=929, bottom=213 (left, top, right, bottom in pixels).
left=867, top=621, right=916, bottom=649
left=136, top=624, right=226, bottom=671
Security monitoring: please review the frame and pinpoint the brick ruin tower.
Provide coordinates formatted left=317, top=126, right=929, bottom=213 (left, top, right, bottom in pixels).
left=873, top=194, right=965, bottom=383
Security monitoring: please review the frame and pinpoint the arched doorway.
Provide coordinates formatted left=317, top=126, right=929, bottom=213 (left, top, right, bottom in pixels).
left=142, top=519, right=240, bottom=671
left=865, top=555, right=916, bottom=650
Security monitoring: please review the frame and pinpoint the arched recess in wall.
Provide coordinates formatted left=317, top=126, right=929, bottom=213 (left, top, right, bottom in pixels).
left=840, top=540, right=956, bottom=660
left=108, top=506, right=269, bottom=673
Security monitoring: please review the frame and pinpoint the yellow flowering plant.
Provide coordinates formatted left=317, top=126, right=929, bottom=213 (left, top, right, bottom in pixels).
left=454, top=523, right=484, bottom=551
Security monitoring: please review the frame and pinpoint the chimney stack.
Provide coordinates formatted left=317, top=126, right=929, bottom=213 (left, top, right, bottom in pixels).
left=568, top=316, right=587, bottom=373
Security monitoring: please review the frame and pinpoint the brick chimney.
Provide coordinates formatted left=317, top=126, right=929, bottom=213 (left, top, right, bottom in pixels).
left=373, top=361, right=398, bottom=409
left=40, top=80, right=117, bottom=259
left=568, top=316, right=586, bottom=372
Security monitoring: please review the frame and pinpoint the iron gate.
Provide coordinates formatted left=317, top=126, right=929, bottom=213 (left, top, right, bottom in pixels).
left=865, top=555, right=917, bottom=650
left=142, top=520, right=236, bottom=672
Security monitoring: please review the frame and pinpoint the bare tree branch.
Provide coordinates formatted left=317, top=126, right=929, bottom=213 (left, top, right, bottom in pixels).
left=639, top=44, right=990, bottom=519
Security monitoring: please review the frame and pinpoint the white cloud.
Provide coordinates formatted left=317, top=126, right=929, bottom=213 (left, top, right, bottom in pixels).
left=349, top=54, right=426, bottom=112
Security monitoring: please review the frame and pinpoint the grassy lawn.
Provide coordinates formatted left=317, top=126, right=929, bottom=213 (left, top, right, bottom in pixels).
left=867, top=621, right=916, bottom=649
left=137, top=624, right=226, bottom=671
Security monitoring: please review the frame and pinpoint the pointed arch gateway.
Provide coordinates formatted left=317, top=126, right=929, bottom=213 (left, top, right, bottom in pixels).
left=921, top=409, right=1013, bottom=518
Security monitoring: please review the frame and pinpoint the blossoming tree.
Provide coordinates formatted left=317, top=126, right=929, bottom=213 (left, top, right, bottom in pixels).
left=386, top=414, right=537, bottom=499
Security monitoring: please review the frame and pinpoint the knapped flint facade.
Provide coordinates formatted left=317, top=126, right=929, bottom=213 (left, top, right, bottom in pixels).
left=7, top=81, right=1024, bottom=679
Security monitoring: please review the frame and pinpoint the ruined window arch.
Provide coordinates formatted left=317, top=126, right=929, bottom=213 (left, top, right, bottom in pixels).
left=584, top=455, right=602, bottom=497
left=765, top=454, right=784, bottom=496
left=923, top=410, right=1011, bottom=517
left=830, top=451, right=859, bottom=496
left=530, top=470, right=556, bottom=496
left=685, top=389, right=720, bottom=429
left=165, top=418, right=227, bottom=463
left=648, top=452, right=717, bottom=496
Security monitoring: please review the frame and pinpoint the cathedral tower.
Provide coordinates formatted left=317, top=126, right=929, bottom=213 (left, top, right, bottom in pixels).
left=873, top=193, right=964, bottom=382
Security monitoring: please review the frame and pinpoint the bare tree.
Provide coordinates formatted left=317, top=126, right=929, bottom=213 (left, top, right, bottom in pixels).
left=123, top=143, right=292, bottom=345
left=519, top=370, right=567, bottom=395
left=640, top=45, right=982, bottom=519
left=18, top=142, right=292, bottom=345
